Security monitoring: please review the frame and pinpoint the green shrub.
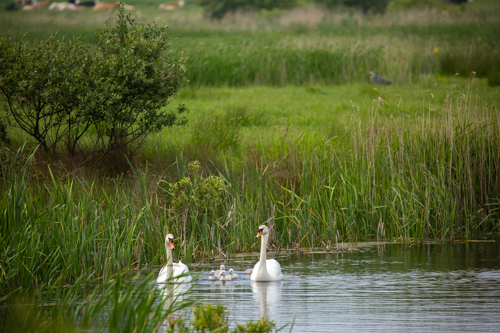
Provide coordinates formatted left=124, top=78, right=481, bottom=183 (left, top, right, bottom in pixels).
left=0, top=4, right=188, bottom=160
left=166, top=303, right=277, bottom=333
left=160, top=160, right=230, bottom=251
left=0, top=35, right=93, bottom=154
left=233, top=317, right=276, bottom=333
left=91, top=5, right=188, bottom=160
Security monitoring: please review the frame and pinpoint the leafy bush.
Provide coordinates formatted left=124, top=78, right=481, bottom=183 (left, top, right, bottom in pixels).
left=160, top=160, right=230, bottom=249
left=0, top=4, right=187, bottom=161
left=91, top=7, right=188, bottom=160
left=167, top=303, right=277, bottom=333
left=316, top=0, right=390, bottom=13
left=0, top=36, right=93, bottom=155
left=198, top=0, right=298, bottom=20
left=191, top=303, right=228, bottom=332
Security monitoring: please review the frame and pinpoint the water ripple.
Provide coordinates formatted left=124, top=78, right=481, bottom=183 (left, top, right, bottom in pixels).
left=184, top=242, right=500, bottom=332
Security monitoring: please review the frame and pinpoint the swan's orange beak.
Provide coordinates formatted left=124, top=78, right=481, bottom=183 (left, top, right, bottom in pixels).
left=256, top=229, right=263, bottom=238
left=169, top=239, right=175, bottom=250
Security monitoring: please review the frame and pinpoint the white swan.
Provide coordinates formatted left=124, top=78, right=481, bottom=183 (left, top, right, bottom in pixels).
left=209, top=270, right=218, bottom=281
left=157, top=233, right=193, bottom=284
left=214, top=264, right=225, bottom=279
left=228, top=268, right=238, bottom=280
left=219, top=270, right=231, bottom=281
left=251, top=225, right=283, bottom=282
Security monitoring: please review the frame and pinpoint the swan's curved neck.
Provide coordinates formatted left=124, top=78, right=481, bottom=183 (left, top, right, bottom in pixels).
left=165, top=240, right=174, bottom=279
left=259, top=233, right=268, bottom=266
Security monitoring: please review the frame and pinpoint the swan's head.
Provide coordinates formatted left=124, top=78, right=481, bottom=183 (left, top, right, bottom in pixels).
left=221, top=270, right=227, bottom=277
left=165, top=233, right=175, bottom=250
left=220, top=264, right=225, bottom=270
left=209, top=270, right=215, bottom=276
left=228, top=268, right=234, bottom=274
left=256, top=225, right=269, bottom=238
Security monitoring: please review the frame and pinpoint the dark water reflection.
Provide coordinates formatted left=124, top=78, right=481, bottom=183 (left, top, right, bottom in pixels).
left=181, top=242, right=500, bottom=332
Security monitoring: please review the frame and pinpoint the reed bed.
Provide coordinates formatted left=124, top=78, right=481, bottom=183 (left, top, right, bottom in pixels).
left=1, top=271, right=195, bottom=332
left=176, top=34, right=440, bottom=86
left=0, top=145, right=166, bottom=292
left=1, top=78, right=498, bottom=296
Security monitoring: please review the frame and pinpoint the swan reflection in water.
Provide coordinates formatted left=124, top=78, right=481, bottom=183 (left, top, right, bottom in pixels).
left=157, top=281, right=192, bottom=331
left=160, top=281, right=191, bottom=306
left=251, top=280, right=283, bottom=319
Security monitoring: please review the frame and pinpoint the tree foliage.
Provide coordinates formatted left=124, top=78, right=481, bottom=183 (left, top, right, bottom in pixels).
left=198, top=0, right=298, bottom=20
left=0, top=36, right=93, bottom=154
left=0, top=3, right=187, bottom=161
left=91, top=8, right=188, bottom=157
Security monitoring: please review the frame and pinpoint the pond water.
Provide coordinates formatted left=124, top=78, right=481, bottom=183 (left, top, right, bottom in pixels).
left=165, top=241, right=500, bottom=332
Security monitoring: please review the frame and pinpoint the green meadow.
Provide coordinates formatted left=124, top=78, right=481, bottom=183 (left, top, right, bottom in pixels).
left=1, top=0, right=500, bottom=331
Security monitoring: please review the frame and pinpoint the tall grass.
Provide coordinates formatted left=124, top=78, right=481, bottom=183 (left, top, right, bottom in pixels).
left=2, top=78, right=498, bottom=296
left=0, top=145, right=170, bottom=292
left=1, top=272, right=194, bottom=332
left=156, top=77, right=500, bottom=255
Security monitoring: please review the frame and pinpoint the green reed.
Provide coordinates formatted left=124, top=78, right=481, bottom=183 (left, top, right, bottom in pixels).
left=0, top=146, right=167, bottom=292
left=2, top=79, right=498, bottom=293
left=173, top=32, right=500, bottom=86
left=155, top=77, right=500, bottom=256
left=1, top=271, right=195, bottom=332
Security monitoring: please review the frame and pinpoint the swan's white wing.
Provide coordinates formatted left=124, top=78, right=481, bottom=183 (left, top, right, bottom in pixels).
left=158, top=262, right=193, bottom=284
left=157, top=265, right=169, bottom=283
left=250, top=261, right=262, bottom=281
left=172, top=262, right=193, bottom=283
left=265, top=259, right=283, bottom=281
left=250, top=259, right=283, bottom=281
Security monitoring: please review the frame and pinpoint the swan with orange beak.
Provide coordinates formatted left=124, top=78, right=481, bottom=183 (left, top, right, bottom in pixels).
left=250, top=225, right=283, bottom=281
left=157, top=233, right=193, bottom=284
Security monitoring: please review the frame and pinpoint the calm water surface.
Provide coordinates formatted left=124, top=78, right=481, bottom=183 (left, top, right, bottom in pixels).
left=167, top=242, right=500, bottom=332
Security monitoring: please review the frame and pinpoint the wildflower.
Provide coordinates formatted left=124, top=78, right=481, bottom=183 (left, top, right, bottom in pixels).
left=433, top=47, right=439, bottom=54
